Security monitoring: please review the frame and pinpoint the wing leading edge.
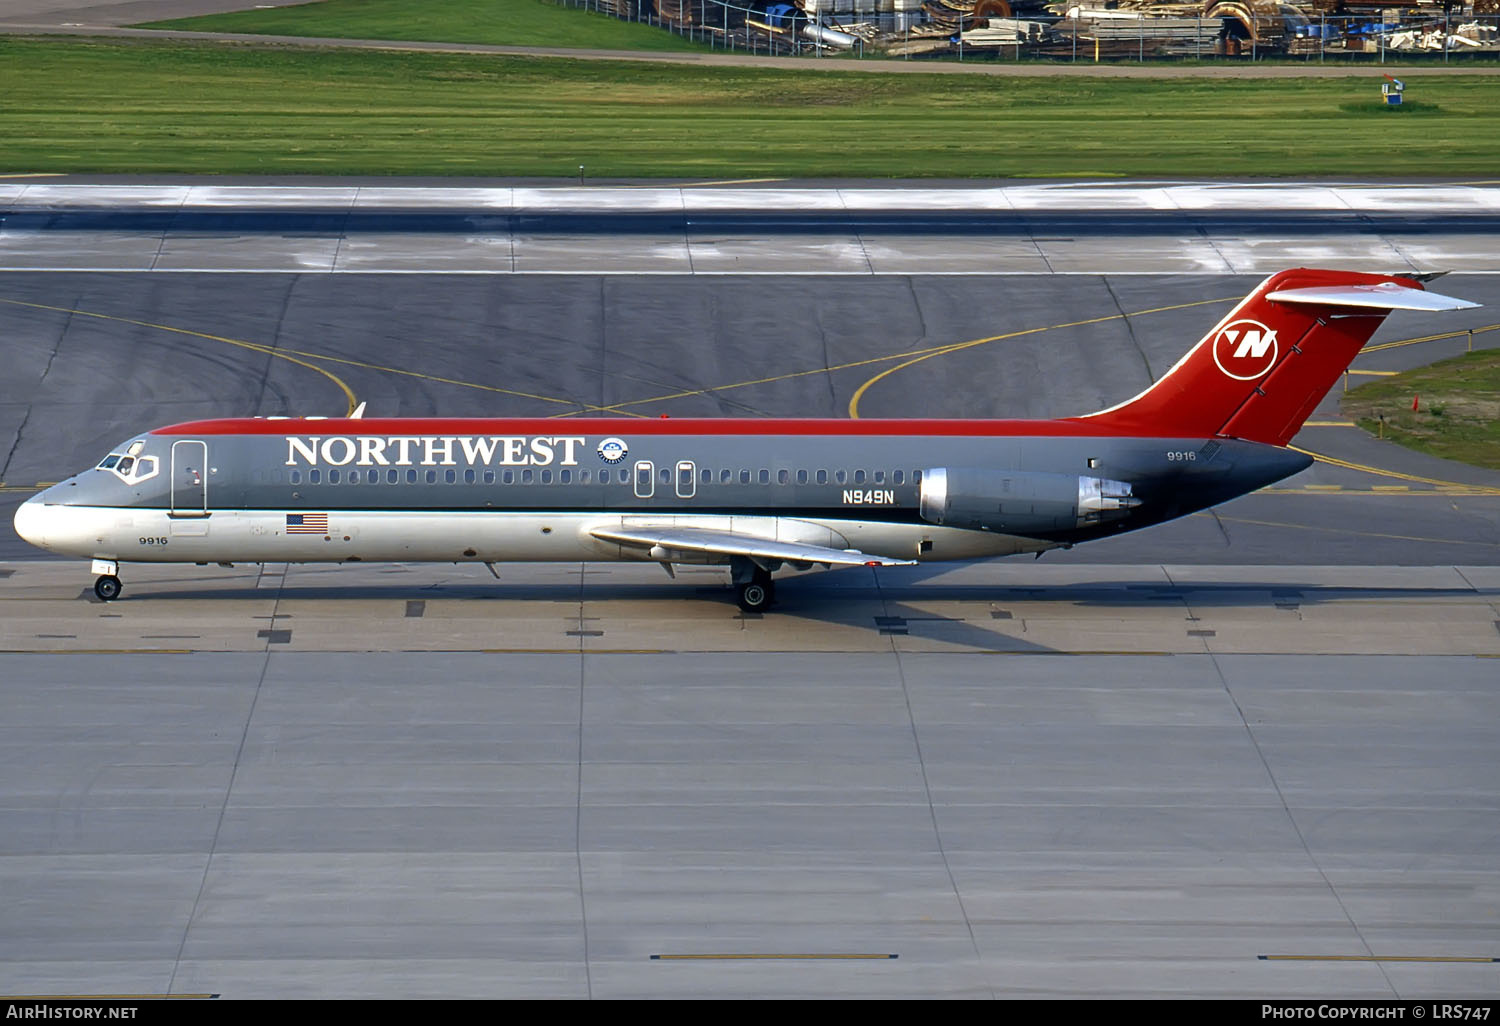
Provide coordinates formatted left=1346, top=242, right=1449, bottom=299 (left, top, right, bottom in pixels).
left=588, top=524, right=917, bottom=569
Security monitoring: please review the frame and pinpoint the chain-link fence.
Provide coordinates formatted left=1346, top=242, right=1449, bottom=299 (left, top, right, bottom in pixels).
left=548, top=0, right=1500, bottom=63
left=549, top=0, right=868, bottom=56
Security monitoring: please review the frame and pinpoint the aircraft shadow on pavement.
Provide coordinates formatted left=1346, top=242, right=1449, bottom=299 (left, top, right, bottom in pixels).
left=100, top=565, right=1494, bottom=654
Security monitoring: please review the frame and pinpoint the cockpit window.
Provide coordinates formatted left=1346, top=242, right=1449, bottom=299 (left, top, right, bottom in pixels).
left=96, top=450, right=159, bottom=484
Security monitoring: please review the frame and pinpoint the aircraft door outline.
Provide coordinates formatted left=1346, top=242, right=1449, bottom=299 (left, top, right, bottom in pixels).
left=170, top=439, right=208, bottom=516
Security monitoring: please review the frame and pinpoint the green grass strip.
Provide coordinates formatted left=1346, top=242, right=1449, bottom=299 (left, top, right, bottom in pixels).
left=1342, top=351, right=1500, bottom=471
left=3, top=37, right=1500, bottom=178
left=138, top=0, right=709, bottom=52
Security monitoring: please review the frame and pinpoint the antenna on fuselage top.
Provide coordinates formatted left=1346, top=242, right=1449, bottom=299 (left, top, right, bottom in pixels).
left=350, top=401, right=367, bottom=419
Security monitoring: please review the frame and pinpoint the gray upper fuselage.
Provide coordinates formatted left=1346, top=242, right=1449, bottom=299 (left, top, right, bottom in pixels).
left=41, top=417, right=1312, bottom=547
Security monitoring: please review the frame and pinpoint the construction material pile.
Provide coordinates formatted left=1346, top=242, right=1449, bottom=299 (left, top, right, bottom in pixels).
left=829, top=0, right=1496, bottom=57
left=649, top=0, right=1499, bottom=56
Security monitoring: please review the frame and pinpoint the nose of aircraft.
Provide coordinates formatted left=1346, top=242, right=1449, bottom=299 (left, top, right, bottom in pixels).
left=12, top=492, right=48, bottom=549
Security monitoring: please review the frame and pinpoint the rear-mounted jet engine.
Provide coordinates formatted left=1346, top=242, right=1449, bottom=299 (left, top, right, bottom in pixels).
left=919, top=467, right=1140, bottom=535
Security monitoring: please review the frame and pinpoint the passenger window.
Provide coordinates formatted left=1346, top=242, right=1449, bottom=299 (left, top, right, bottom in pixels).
left=578, top=470, right=590, bottom=484
left=483, top=470, right=495, bottom=484
left=816, top=470, right=827, bottom=485
left=425, top=470, right=436, bottom=484
left=595, top=469, right=606, bottom=484
left=914, top=470, right=922, bottom=482
left=797, top=470, right=808, bottom=485
left=541, top=469, right=553, bottom=484
left=835, top=469, right=846, bottom=484
left=560, top=469, right=571, bottom=484
left=720, top=469, right=731, bottom=484
left=464, top=469, right=476, bottom=484
left=739, top=470, right=750, bottom=484
left=444, top=469, right=456, bottom=484
left=893, top=470, right=904, bottom=485
left=874, top=470, right=885, bottom=484
left=854, top=470, right=866, bottom=484
left=758, top=470, right=769, bottom=485
left=502, top=470, right=514, bottom=485
left=701, top=468, right=711, bottom=483
left=290, top=470, right=301, bottom=484
left=406, top=469, right=417, bottom=484
left=522, top=469, right=533, bottom=484
left=387, top=469, right=399, bottom=484
left=310, top=469, right=322, bottom=484
left=329, top=469, right=340, bottom=484
left=367, top=469, right=379, bottom=484
left=778, top=469, right=788, bottom=485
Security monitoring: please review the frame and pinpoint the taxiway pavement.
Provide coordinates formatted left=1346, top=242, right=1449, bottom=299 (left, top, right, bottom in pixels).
left=0, top=183, right=1497, bottom=999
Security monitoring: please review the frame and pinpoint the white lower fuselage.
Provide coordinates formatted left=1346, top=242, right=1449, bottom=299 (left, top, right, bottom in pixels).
left=18, top=504, right=1044, bottom=567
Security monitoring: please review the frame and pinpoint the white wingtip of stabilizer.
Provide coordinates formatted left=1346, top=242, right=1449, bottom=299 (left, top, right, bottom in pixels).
left=1268, top=281, right=1480, bottom=312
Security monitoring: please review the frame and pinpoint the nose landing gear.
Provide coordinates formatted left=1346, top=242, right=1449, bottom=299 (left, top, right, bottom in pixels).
left=90, top=559, right=122, bottom=602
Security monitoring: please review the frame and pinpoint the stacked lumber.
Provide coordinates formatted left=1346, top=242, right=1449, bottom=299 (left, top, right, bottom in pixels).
left=960, top=18, right=1053, bottom=43
left=654, top=0, right=694, bottom=25
left=883, top=35, right=959, bottom=53
left=1078, top=15, right=1214, bottom=42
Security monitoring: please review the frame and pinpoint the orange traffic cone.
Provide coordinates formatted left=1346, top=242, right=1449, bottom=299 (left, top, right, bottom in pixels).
left=1412, top=394, right=1420, bottom=412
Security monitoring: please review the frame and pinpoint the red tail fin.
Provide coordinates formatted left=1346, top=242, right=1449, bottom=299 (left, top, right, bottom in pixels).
left=1076, top=268, right=1475, bottom=446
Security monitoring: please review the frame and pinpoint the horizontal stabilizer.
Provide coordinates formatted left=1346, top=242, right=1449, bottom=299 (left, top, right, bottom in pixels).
left=1267, top=282, right=1480, bottom=312
left=590, top=524, right=916, bottom=568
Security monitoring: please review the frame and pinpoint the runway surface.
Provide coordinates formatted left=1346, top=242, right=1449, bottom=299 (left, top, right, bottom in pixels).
left=4, top=181, right=1500, bottom=275
left=1, top=183, right=1498, bottom=998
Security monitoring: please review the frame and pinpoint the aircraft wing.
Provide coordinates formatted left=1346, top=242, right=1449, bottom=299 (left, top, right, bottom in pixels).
left=588, top=524, right=917, bottom=568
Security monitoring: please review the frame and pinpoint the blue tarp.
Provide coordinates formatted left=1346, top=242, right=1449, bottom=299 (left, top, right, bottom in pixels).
left=762, top=3, right=797, bottom=28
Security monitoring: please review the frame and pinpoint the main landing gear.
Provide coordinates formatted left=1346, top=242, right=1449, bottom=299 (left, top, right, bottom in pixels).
left=730, top=557, right=776, bottom=613
left=91, top=559, right=122, bottom=602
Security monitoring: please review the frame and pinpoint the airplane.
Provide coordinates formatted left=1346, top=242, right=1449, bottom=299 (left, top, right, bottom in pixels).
left=11, top=268, right=1479, bottom=613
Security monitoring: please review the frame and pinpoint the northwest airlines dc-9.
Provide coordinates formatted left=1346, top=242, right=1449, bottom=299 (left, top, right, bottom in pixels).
left=12, top=269, right=1478, bottom=612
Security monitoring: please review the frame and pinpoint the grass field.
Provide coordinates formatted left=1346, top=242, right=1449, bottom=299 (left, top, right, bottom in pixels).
left=139, top=0, right=708, bottom=52
left=3, top=37, right=1499, bottom=178
left=1341, top=349, right=1500, bottom=471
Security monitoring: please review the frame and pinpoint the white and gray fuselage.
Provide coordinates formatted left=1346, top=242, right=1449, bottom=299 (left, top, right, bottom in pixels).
left=14, top=417, right=1309, bottom=570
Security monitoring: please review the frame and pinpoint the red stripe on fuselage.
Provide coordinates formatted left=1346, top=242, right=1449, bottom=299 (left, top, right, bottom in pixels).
left=149, top=416, right=1164, bottom=439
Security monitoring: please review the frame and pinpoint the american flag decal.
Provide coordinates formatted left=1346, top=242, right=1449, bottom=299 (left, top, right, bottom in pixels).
left=286, top=513, right=329, bottom=535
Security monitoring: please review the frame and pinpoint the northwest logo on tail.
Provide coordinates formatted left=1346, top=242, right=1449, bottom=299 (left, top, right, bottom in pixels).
left=1211, top=318, right=1279, bottom=380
